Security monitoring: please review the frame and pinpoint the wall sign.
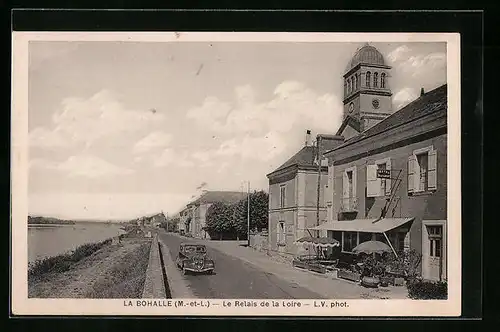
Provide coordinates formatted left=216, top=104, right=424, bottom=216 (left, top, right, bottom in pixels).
left=377, top=169, right=391, bottom=179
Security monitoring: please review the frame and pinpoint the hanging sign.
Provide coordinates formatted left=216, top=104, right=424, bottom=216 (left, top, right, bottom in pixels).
left=376, top=169, right=391, bottom=179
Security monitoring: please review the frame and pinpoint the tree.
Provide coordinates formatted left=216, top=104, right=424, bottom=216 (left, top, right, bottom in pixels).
left=233, top=190, right=269, bottom=238
left=205, top=202, right=236, bottom=240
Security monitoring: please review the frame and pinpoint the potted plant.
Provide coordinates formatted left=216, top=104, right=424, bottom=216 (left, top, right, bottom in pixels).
left=359, top=256, right=382, bottom=288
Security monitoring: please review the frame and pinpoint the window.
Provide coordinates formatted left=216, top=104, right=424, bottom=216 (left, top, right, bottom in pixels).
left=329, top=231, right=343, bottom=243
left=353, top=75, right=357, bottom=91
left=342, top=167, right=357, bottom=211
left=366, top=159, right=392, bottom=197
left=279, top=185, right=286, bottom=208
left=417, top=153, right=428, bottom=191
left=381, top=73, right=386, bottom=88
left=378, top=162, right=387, bottom=194
left=343, top=232, right=358, bottom=252
left=427, top=226, right=442, bottom=258
left=373, top=72, right=378, bottom=88
left=408, top=147, right=437, bottom=193
left=347, top=78, right=351, bottom=94
left=397, top=234, right=405, bottom=253
left=277, top=221, right=286, bottom=244
left=366, top=72, right=371, bottom=87
left=359, top=232, right=372, bottom=244
left=347, top=171, right=353, bottom=197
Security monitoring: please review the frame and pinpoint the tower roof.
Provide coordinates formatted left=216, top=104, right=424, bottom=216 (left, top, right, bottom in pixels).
left=346, top=44, right=386, bottom=72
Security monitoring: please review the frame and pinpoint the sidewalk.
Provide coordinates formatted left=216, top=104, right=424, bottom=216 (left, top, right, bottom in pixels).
left=186, top=235, right=408, bottom=300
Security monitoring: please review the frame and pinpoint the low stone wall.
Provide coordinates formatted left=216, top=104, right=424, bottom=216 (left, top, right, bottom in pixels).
left=142, top=234, right=167, bottom=298
left=249, top=232, right=268, bottom=253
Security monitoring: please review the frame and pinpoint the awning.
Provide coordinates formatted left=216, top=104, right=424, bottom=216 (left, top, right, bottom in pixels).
left=309, top=217, right=414, bottom=233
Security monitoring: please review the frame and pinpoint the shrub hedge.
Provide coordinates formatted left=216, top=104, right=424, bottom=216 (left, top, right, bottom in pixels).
left=407, top=279, right=448, bottom=300
left=28, top=238, right=112, bottom=278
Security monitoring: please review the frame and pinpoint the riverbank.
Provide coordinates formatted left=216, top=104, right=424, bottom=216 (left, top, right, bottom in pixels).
left=28, top=236, right=152, bottom=298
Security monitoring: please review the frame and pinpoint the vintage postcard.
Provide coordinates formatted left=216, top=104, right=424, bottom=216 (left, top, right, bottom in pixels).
left=11, top=31, right=461, bottom=316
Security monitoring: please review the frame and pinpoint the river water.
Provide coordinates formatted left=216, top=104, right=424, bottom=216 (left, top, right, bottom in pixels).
left=28, top=223, right=127, bottom=263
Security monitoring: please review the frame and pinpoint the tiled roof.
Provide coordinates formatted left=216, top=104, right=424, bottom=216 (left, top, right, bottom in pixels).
left=268, top=145, right=317, bottom=176
left=188, top=191, right=248, bottom=206
left=333, top=84, right=447, bottom=150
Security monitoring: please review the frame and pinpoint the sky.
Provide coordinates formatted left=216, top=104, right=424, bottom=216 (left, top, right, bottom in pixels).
left=27, top=40, right=447, bottom=220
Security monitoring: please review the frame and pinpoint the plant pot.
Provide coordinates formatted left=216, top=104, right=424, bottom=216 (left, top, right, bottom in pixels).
left=379, top=279, right=389, bottom=287
left=361, top=276, right=380, bottom=288
left=338, top=269, right=361, bottom=282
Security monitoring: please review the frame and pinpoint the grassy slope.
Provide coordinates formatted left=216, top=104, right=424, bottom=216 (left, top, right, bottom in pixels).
left=86, top=241, right=151, bottom=298
left=28, top=238, right=152, bottom=298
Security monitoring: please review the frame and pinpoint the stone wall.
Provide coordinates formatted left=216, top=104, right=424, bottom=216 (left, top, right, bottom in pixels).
left=142, top=234, right=167, bottom=298
left=250, top=231, right=294, bottom=265
left=249, top=231, right=269, bottom=253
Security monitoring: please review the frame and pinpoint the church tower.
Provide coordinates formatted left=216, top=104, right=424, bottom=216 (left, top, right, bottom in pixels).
left=342, top=43, right=392, bottom=132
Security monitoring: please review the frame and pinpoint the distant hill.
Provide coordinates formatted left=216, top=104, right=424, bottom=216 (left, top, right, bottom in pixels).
left=28, top=216, right=75, bottom=225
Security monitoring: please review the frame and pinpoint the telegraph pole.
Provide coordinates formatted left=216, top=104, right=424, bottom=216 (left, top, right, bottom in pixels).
left=247, top=181, right=251, bottom=247
left=316, top=135, right=322, bottom=238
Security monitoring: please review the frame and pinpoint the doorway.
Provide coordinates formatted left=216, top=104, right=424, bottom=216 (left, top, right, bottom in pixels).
left=422, top=221, right=446, bottom=281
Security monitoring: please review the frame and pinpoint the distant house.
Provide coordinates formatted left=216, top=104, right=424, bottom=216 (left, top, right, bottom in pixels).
left=179, top=206, right=193, bottom=234
left=266, top=131, right=344, bottom=257
left=141, top=212, right=167, bottom=227
left=182, top=191, right=248, bottom=239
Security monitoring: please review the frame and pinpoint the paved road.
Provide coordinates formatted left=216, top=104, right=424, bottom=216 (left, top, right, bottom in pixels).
left=158, top=233, right=324, bottom=299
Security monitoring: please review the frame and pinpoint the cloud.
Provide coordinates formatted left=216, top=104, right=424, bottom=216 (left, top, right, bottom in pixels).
left=387, top=45, right=446, bottom=80
left=387, top=44, right=447, bottom=111
left=133, top=131, right=172, bottom=154
left=387, top=45, right=411, bottom=62
left=30, top=158, right=58, bottom=170
left=30, top=89, right=165, bottom=150
left=398, top=53, right=446, bottom=78
left=151, top=148, right=195, bottom=168
left=393, top=87, right=419, bottom=109
left=29, top=127, right=70, bottom=148
left=31, top=154, right=134, bottom=178
left=216, top=131, right=286, bottom=162
left=186, top=81, right=343, bottom=136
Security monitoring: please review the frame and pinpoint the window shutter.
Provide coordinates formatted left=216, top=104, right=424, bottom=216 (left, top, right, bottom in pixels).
left=324, top=184, right=330, bottom=206
left=385, top=159, right=392, bottom=196
left=366, top=164, right=379, bottom=197
left=276, top=222, right=280, bottom=242
left=408, top=155, right=416, bottom=193
left=342, top=172, right=349, bottom=198
left=326, top=166, right=333, bottom=205
left=352, top=167, right=357, bottom=198
left=428, top=150, right=437, bottom=190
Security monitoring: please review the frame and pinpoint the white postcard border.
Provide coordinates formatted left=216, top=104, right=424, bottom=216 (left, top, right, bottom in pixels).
left=11, top=31, right=461, bottom=317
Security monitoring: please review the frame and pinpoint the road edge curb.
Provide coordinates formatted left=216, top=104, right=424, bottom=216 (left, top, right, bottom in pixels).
left=157, top=234, right=196, bottom=299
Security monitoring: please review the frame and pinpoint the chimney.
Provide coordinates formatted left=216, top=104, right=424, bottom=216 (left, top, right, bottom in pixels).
left=420, top=87, right=425, bottom=97
left=305, top=129, right=312, bottom=146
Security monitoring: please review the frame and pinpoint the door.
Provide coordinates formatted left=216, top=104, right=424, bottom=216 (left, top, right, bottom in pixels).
left=426, top=225, right=443, bottom=281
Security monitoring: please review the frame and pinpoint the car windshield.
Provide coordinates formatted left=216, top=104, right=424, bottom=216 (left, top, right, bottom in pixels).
left=183, top=245, right=206, bottom=254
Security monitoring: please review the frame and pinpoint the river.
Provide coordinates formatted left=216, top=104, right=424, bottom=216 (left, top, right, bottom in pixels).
left=28, top=222, right=127, bottom=263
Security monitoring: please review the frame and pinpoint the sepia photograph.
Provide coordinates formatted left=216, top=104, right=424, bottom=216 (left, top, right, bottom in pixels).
left=11, top=32, right=461, bottom=316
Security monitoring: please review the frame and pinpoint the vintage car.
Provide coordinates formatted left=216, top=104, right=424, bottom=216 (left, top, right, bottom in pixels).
left=176, top=243, right=215, bottom=275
